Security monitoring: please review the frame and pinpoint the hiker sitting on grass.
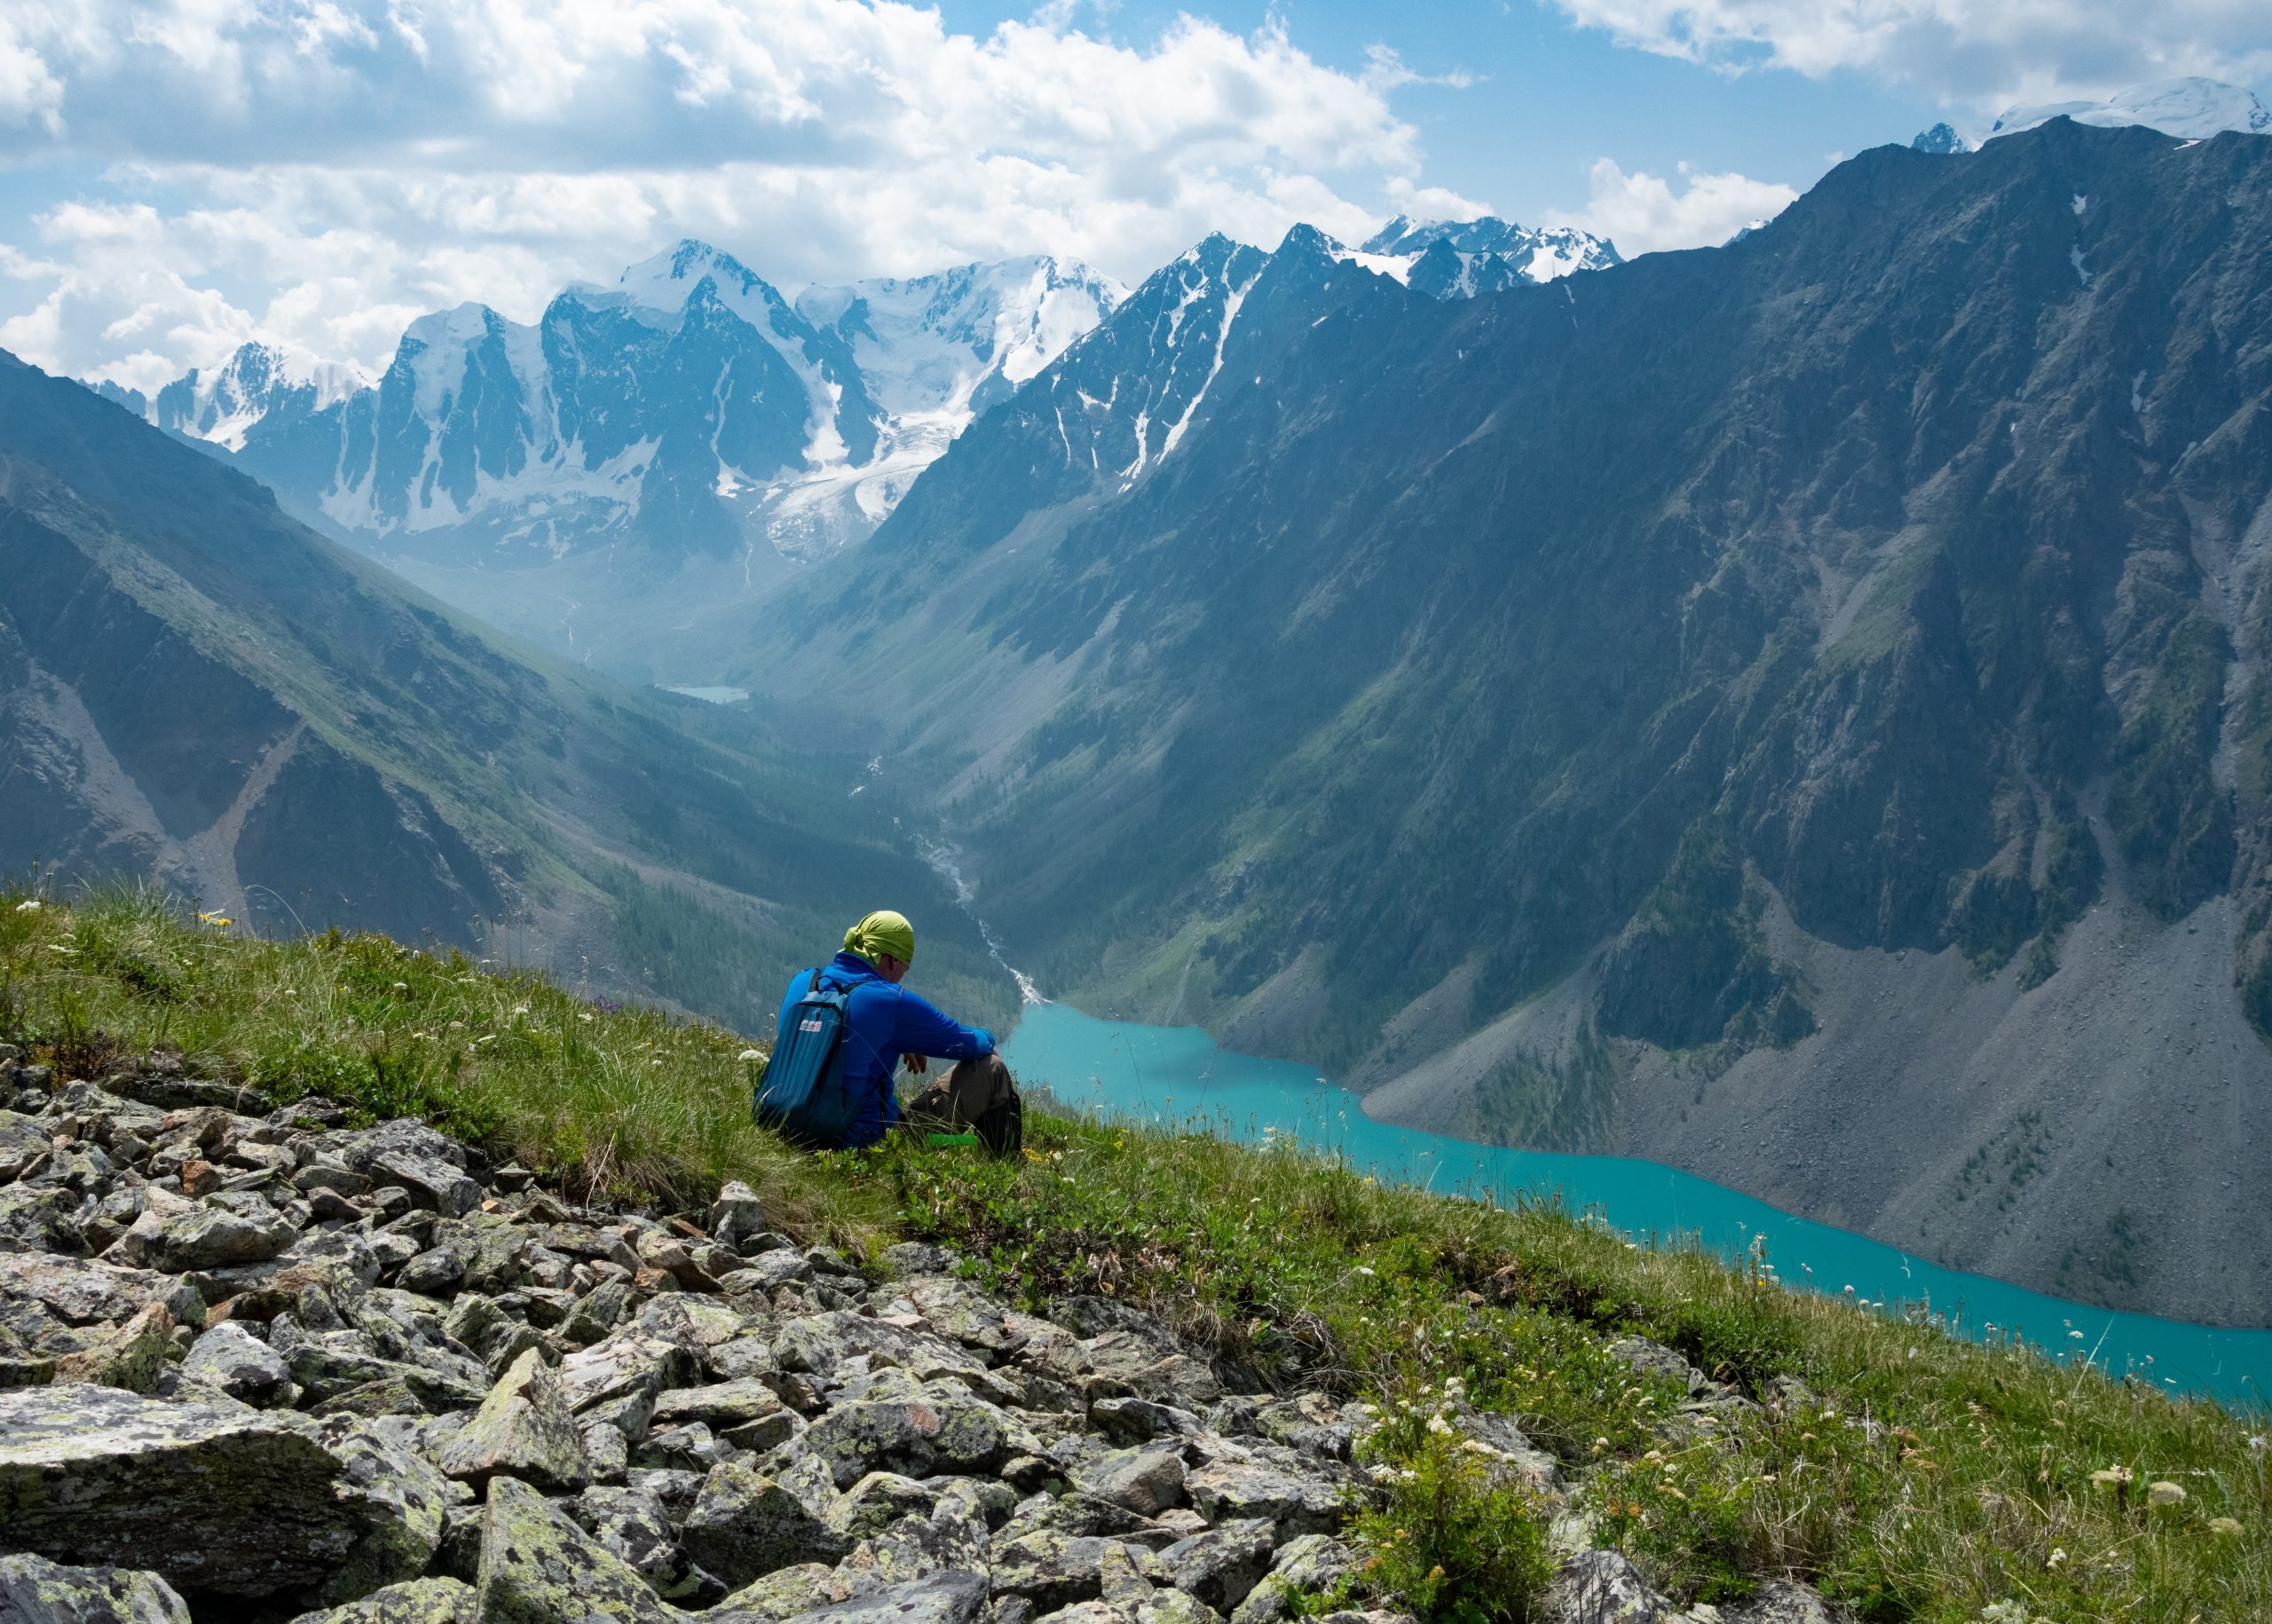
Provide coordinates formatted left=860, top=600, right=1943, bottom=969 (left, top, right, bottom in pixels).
left=764, top=911, right=995, bottom=1150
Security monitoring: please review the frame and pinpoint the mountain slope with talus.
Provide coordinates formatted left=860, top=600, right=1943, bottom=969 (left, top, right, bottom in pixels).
left=738, top=121, right=2272, bottom=1325
left=0, top=350, right=1014, bottom=1037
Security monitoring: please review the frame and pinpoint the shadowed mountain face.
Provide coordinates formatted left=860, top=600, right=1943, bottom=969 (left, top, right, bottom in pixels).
left=0, top=351, right=1014, bottom=1036
left=743, top=122, right=2272, bottom=1323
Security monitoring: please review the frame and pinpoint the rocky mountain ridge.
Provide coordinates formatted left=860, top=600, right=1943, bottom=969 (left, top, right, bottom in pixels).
left=0, top=1047, right=1846, bottom=1624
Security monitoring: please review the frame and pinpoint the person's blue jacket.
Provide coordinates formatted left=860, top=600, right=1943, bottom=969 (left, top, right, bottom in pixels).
left=775, top=951, right=996, bottom=1148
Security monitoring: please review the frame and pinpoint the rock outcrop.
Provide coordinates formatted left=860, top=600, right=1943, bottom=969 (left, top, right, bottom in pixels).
left=0, top=1057, right=1852, bottom=1622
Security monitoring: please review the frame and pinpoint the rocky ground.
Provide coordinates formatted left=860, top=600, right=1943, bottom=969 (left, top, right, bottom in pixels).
left=0, top=1046, right=1851, bottom=1624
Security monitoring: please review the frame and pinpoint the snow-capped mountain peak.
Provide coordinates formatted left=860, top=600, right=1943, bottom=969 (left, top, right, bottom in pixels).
left=1991, top=77, right=2271, bottom=141
left=1356, top=214, right=1621, bottom=299
left=794, top=254, right=1127, bottom=426
left=103, top=341, right=372, bottom=452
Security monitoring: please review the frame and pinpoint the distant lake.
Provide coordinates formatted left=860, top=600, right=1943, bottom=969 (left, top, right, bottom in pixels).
left=1003, top=1000, right=2272, bottom=1409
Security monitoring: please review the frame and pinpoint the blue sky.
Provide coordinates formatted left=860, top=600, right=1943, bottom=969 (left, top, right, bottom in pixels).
left=943, top=0, right=1945, bottom=221
left=0, top=0, right=2263, bottom=392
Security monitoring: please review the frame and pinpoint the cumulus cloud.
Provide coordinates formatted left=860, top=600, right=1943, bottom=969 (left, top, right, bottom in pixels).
left=1550, top=158, right=1798, bottom=256
left=0, top=0, right=1454, bottom=385
left=1544, top=0, right=2272, bottom=108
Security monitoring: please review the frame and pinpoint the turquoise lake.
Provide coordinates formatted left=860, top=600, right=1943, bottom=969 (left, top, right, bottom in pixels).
left=1002, top=1000, right=2272, bottom=1410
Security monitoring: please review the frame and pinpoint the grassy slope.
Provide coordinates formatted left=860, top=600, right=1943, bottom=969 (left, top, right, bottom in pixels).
left=3, top=886, right=2265, bottom=1622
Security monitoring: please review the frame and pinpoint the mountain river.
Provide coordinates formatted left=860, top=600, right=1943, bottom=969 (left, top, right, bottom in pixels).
left=1001, top=998, right=2272, bottom=1409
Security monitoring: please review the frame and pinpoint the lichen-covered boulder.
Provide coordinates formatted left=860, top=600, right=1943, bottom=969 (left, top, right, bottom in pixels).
left=1152, top=1521, right=1275, bottom=1613
left=569, top=1485, right=714, bottom=1603
left=651, top=1376, right=786, bottom=1431
left=52, top=1303, right=176, bottom=1393
left=777, top=1570, right=990, bottom=1624
left=1071, top=1447, right=1187, bottom=1517
left=179, top=1320, right=294, bottom=1407
left=1535, top=1549, right=1678, bottom=1624
left=990, top=1533, right=1149, bottom=1612
left=0, top=1552, right=191, bottom=1623
left=1227, top=1535, right=1353, bottom=1624
left=434, top=1347, right=588, bottom=1493
left=114, top=1194, right=297, bottom=1273
left=286, top=1575, right=478, bottom=1623
left=706, top=1561, right=842, bottom=1624
left=556, top=1328, right=696, bottom=1437
left=708, top=1181, right=769, bottom=1254
left=0, top=1252, right=202, bottom=1332
left=1184, top=1462, right=1344, bottom=1535
left=825, top=1473, right=941, bottom=1541
left=0, top=1386, right=438, bottom=1600
left=472, top=1475, right=676, bottom=1624
left=681, top=1461, right=852, bottom=1587
left=794, top=1383, right=1018, bottom=1488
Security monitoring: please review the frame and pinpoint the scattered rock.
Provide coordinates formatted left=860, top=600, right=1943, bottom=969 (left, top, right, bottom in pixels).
left=473, top=1474, right=676, bottom=1623
left=0, top=1552, right=192, bottom=1623
left=179, top=1320, right=295, bottom=1407
left=0, top=1384, right=437, bottom=1600
left=288, top=1575, right=479, bottom=1623
left=434, top=1346, right=589, bottom=1492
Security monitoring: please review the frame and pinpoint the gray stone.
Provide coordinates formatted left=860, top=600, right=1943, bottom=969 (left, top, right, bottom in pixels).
left=709, top=1181, right=769, bottom=1253
left=1605, top=1337, right=1705, bottom=1397
left=1184, top=1462, right=1344, bottom=1535
left=1072, top=1447, right=1187, bottom=1516
left=0, top=1553, right=191, bottom=1623
left=51, top=1303, right=176, bottom=1393
left=827, top=1472, right=943, bottom=1540
left=1152, top=1521, right=1275, bottom=1612
left=473, top=1474, right=675, bottom=1624
left=569, top=1485, right=713, bottom=1602
left=0, top=1253, right=203, bottom=1332
left=0, top=1384, right=438, bottom=1600
left=1718, top=1581, right=1853, bottom=1624
left=179, top=1321, right=292, bottom=1407
left=652, top=1376, right=786, bottom=1430
left=634, top=1420, right=726, bottom=1473
left=778, top=1569, right=990, bottom=1624
left=434, top=1346, right=589, bottom=1492
left=990, top=1533, right=1148, bottom=1611
left=726, top=1250, right=813, bottom=1293
left=288, top=1576, right=478, bottom=1623
left=796, top=1385, right=1018, bottom=1488
left=113, top=1196, right=296, bottom=1273
left=1536, top=1550, right=1678, bottom=1624
left=1227, top=1536, right=1353, bottom=1624
left=681, top=1460, right=853, bottom=1586
left=710, top=1563, right=843, bottom=1623
left=556, top=1327, right=697, bottom=1437
left=1089, top=1399, right=1202, bottom=1447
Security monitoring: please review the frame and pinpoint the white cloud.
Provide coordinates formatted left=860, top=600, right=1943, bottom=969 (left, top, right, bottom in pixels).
left=1544, top=0, right=2272, bottom=109
left=0, top=0, right=1461, bottom=385
left=1550, top=158, right=1798, bottom=256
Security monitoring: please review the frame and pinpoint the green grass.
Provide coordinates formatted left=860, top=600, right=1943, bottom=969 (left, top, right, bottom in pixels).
left=3, top=884, right=2267, bottom=1621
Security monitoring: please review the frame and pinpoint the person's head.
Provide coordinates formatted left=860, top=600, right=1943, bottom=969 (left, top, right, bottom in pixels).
left=843, top=910, right=916, bottom=981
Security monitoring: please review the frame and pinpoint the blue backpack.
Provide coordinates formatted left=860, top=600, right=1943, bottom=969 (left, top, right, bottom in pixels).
left=755, top=966, right=864, bottom=1146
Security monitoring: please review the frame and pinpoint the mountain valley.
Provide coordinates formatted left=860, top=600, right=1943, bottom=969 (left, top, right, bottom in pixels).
left=730, top=121, right=2272, bottom=1324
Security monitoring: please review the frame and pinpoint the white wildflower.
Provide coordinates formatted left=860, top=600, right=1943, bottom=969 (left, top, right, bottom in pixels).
left=1426, top=1414, right=1454, bottom=1437
left=2148, top=1480, right=2185, bottom=1506
left=738, top=1049, right=764, bottom=1062
left=13, top=899, right=39, bottom=911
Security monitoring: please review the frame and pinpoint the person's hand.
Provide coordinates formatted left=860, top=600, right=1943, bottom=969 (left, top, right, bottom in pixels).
left=904, top=1053, right=928, bottom=1075
left=973, top=1029, right=997, bottom=1055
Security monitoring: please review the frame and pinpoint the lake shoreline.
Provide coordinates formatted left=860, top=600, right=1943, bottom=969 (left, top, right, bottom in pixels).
left=1002, top=999, right=2272, bottom=1407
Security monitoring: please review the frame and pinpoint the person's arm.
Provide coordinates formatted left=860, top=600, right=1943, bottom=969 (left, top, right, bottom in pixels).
left=888, top=987, right=996, bottom=1062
